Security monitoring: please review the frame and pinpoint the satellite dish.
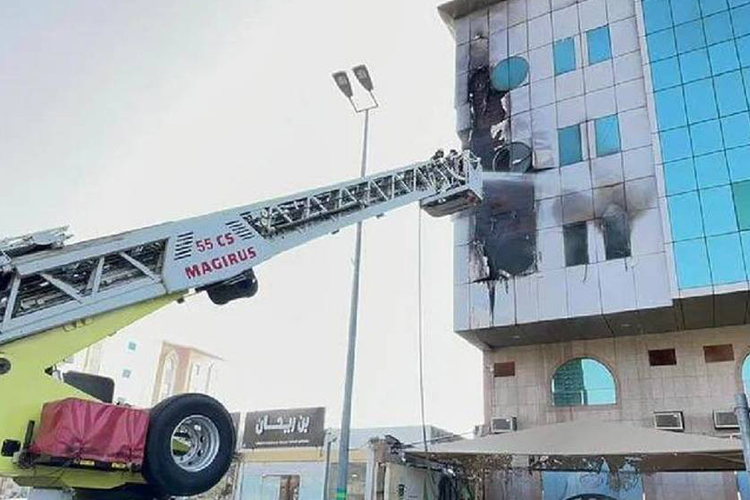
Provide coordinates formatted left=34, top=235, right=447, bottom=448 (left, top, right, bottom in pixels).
left=490, top=56, right=530, bottom=91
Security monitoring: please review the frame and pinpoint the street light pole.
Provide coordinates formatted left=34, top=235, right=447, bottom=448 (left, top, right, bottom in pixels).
left=331, top=65, right=378, bottom=500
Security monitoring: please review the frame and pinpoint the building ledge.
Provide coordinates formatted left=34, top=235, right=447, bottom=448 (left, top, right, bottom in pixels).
left=458, top=291, right=750, bottom=349
left=437, top=0, right=502, bottom=32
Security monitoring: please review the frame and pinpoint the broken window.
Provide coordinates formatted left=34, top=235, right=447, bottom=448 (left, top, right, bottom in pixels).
left=564, top=221, right=589, bottom=266
left=704, top=344, right=734, bottom=363
left=494, top=361, right=516, bottom=378
left=602, top=212, right=631, bottom=260
left=648, top=348, right=677, bottom=366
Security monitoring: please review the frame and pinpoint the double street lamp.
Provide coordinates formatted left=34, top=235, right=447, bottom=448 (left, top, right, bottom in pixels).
left=330, top=64, right=378, bottom=500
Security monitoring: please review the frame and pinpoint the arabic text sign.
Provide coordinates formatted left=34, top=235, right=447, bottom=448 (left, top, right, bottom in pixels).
left=243, top=407, right=326, bottom=449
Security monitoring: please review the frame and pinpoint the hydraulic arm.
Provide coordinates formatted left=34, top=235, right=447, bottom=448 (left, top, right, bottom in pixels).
left=0, top=150, right=481, bottom=491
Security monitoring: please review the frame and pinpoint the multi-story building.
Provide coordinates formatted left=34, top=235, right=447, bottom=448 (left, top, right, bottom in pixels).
left=151, top=341, right=223, bottom=404
left=441, top=0, right=750, bottom=496
left=62, top=336, right=223, bottom=407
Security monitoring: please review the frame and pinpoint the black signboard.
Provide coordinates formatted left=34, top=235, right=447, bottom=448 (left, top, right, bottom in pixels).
left=242, top=407, right=326, bottom=449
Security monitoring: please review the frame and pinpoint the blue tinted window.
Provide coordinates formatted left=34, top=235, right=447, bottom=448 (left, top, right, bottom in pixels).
left=733, top=4, right=750, bottom=37
left=673, top=0, right=702, bottom=25
left=709, top=41, right=740, bottom=74
left=744, top=69, right=750, bottom=108
left=721, top=112, right=750, bottom=148
left=742, top=231, right=750, bottom=276
left=648, top=29, right=677, bottom=61
left=736, top=182, right=750, bottom=230
left=595, top=115, right=621, bottom=156
left=644, top=0, right=673, bottom=33
left=675, top=20, right=706, bottom=53
left=587, top=26, right=612, bottom=65
left=737, top=35, right=750, bottom=67
left=653, top=57, right=682, bottom=90
left=701, top=185, right=738, bottom=235
left=731, top=0, right=750, bottom=8
left=727, top=145, right=750, bottom=181
left=554, top=38, right=576, bottom=75
left=704, top=11, right=734, bottom=45
left=707, top=233, right=747, bottom=283
left=680, top=49, right=711, bottom=83
left=694, top=152, right=730, bottom=188
left=684, top=79, right=719, bottom=123
left=674, top=238, right=712, bottom=287
left=552, top=358, right=616, bottom=406
left=661, top=127, right=692, bottom=161
left=665, top=158, right=698, bottom=194
left=559, top=125, right=583, bottom=166
left=714, top=71, right=749, bottom=116
left=655, top=87, right=688, bottom=130
left=700, top=0, right=729, bottom=15
left=690, top=119, right=724, bottom=155
left=669, top=191, right=705, bottom=240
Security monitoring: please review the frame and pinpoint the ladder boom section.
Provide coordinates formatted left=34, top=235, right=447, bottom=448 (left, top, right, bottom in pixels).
left=0, top=151, right=481, bottom=345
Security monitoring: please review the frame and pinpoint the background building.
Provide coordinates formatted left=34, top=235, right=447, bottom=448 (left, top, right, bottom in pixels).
left=232, top=418, right=460, bottom=500
left=150, top=341, right=223, bottom=404
left=443, top=0, right=750, bottom=496
left=62, top=336, right=225, bottom=407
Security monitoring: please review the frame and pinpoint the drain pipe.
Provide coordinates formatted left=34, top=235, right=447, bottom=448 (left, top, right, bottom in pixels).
left=734, top=393, right=750, bottom=475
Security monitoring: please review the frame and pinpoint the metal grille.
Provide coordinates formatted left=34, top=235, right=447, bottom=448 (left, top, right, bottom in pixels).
left=174, top=232, right=194, bottom=260
left=226, top=220, right=255, bottom=241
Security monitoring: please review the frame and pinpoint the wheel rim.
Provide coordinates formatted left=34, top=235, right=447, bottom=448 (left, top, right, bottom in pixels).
left=170, top=414, right=221, bottom=472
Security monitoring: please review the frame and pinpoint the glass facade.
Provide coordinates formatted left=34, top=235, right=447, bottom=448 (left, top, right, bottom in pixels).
left=642, top=0, right=750, bottom=288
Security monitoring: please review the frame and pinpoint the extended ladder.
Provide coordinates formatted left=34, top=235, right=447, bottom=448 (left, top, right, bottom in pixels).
left=0, top=151, right=482, bottom=346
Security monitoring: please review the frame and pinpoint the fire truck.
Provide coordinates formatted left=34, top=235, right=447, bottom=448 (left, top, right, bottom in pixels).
left=0, top=151, right=482, bottom=500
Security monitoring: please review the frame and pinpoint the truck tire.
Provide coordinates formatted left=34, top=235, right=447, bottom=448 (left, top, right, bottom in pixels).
left=142, top=393, right=236, bottom=497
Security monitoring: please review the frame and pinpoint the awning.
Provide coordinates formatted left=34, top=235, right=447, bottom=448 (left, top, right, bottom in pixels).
left=411, top=421, right=745, bottom=472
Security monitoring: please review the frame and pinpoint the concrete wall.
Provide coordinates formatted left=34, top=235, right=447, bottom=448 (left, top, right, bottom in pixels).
left=483, top=323, right=750, bottom=434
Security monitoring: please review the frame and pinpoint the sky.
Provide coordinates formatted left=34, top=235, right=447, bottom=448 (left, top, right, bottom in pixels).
left=0, top=0, right=483, bottom=434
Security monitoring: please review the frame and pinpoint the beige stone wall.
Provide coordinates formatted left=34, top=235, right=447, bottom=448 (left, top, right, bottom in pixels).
left=484, top=324, right=750, bottom=434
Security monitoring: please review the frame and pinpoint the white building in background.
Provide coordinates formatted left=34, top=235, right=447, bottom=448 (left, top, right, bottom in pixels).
left=62, top=334, right=224, bottom=408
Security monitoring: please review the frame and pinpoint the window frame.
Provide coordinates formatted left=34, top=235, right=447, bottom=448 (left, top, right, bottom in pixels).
left=553, top=37, right=577, bottom=76
left=594, top=114, right=622, bottom=157
left=550, top=357, right=618, bottom=408
left=586, top=25, right=613, bottom=65
left=558, top=123, right=584, bottom=166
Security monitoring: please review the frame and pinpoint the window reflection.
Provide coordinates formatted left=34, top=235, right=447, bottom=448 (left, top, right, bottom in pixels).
left=552, top=358, right=616, bottom=407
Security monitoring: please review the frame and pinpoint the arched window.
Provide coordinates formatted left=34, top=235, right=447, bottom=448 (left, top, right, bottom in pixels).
left=552, top=358, right=616, bottom=407
left=742, top=355, right=750, bottom=395
left=158, top=351, right=178, bottom=402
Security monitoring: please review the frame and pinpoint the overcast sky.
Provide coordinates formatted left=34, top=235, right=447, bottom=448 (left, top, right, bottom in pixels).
left=1, top=0, right=483, bottom=434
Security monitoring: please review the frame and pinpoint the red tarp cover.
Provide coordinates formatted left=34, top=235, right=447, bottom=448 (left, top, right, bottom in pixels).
left=29, top=398, right=149, bottom=465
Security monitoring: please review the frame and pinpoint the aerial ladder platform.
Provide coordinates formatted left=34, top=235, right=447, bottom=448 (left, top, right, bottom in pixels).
left=0, top=151, right=482, bottom=497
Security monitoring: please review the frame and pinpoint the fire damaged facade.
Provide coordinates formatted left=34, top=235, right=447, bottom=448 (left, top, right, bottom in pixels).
left=441, top=0, right=750, bottom=497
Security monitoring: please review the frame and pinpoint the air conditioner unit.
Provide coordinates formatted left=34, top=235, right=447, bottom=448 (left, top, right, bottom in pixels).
left=490, top=417, right=517, bottom=433
left=713, top=410, right=740, bottom=430
left=654, top=411, right=684, bottom=432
